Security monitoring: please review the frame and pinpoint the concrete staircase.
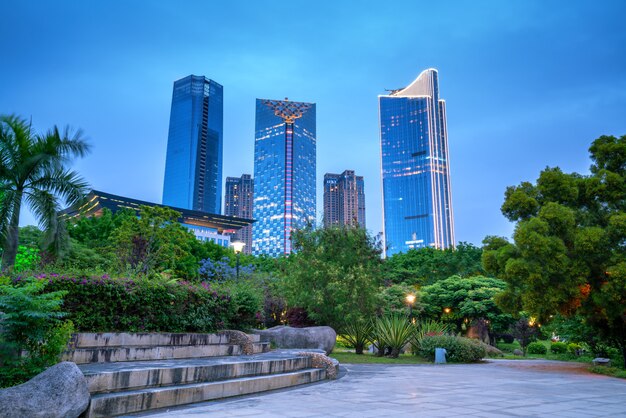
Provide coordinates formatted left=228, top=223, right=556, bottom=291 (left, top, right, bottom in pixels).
left=64, top=333, right=329, bottom=417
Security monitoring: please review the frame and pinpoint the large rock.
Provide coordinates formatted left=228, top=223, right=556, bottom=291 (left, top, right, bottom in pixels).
left=0, top=362, right=90, bottom=418
left=254, top=326, right=336, bottom=354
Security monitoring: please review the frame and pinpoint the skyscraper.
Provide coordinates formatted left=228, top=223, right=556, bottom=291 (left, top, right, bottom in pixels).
left=253, top=98, right=316, bottom=256
left=323, top=170, right=366, bottom=228
left=162, top=75, right=223, bottom=214
left=224, top=174, right=254, bottom=254
left=379, top=68, right=455, bottom=256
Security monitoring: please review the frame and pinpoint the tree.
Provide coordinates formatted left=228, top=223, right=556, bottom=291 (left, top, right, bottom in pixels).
left=483, top=135, right=626, bottom=367
left=384, top=242, right=485, bottom=286
left=421, top=275, right=513, bottom=336
left=282, top=226, right=383, bottom=332
left=0, top=115, right=90, bottom=269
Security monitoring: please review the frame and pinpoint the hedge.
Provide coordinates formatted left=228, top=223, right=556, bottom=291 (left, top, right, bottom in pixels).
left=419, top=335, right=487, bottom=363
left=18, top=274, right=241, bottom=332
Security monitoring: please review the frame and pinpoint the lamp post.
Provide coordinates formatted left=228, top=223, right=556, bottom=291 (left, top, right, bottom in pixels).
left=231, top=241, right=245, bottom=280
left=405, top=294, right=416, bottom=320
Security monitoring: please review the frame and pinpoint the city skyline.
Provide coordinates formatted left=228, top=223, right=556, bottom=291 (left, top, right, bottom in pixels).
left=323, top=170, right=366, bottom=229
left=3, top=1, right=625, bottom=246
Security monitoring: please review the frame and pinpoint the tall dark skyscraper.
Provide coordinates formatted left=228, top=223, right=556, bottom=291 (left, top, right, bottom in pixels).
left=323, top=170, right=365, bottom=228
left=162, top=75, right=223, bottom=214
left=379, top=68, right=455, bottom=256
left=224, top=174, right=254, bottom=254
left=253, top=98, right=316, bottom=256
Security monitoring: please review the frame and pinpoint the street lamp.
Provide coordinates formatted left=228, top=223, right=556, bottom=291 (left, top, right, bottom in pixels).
left=231, top=241, right=245, bottom=280
left=405, top=294, right=416, bottom=319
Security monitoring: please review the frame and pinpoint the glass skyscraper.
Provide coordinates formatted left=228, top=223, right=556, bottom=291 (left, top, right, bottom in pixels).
left=162, top=75, right=223, bottom=214
left=224, top=174, right=254, bottom=254
left=253, top=98, right=316, bottom=256
left=379, top=68, right=455, bottom=256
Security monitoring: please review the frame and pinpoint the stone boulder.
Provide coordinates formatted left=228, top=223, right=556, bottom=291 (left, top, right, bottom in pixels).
left=254, top=326, right=336, bottom=354
left=0, top=362, right=90, bottom=418
left=513, top=349, right=523, bottom=356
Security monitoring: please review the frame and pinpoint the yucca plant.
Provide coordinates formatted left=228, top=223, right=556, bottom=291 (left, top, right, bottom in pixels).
left=410, top=319, right=450, bottom=355
left=373, top=314, right=414, bottom=358
left=341, top=320, right=372, bottom=355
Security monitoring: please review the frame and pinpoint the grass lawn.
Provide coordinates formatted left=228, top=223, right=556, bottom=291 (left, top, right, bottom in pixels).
left=330, top=351, right=429, bottom=364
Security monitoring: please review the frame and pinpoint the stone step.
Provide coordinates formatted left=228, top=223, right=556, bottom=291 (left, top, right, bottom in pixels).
left=63, top=342, right=270, bottom=364
left=85, top=368, right=326, bottom=417
left=80, top=354, right=313, bottom=394
left=71, top=332, right=261, bottom=348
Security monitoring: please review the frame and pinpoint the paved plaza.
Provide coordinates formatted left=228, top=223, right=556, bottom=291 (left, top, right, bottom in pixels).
left=131, top=359, right=626, bottom=417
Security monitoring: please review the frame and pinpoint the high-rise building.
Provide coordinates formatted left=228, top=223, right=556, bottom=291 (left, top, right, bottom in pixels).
left=162, top=75, right=223, bottom=214
left=379, top=68, right=455, bottom=256
left=253, top=98, right=316, bottom=256
left=224, top=174, right=254, bottom=254
left=323, top=170, right=365, bottom=228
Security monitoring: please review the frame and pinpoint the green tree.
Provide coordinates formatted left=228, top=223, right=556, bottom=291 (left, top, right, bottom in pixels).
left=384, top=242, right=485, bottom=286
left=421, top=275, right=513, bottom=335
left=112, top=205, right=198, bottom=276
left=483, top=135, right=626, bottom=367
left=282, top=226, right=383, bottom=332
left=18, top=225, right=43, bottom=248
left=0, top=115, right=90, bottom=269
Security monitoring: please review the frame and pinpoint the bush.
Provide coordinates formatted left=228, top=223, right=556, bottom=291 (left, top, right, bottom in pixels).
left=419, top=335, right=486, bottom=363
left=410, top=319, right=450, bottom=355
left=550, top=342, right=567, bottom=354
left=527, top=342, right=547, bottom=354
left=31, top=273, right=242, bottom=332
left=216, top=279, right=264, bottom=329
left=498, top=333, right=515, bottom=344
left=567, top=342, right=582, bottom=355
left=0, top=278, right=74, bottom=387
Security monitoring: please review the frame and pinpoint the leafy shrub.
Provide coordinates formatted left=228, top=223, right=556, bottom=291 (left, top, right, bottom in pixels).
left=32, top=273, right=241, bottom=332
left=284, top=307, right=316, bottom=328
left=373, top=314, right=414, bottom=358
left=342, top=321, right=372, bottom=354
left=497, top=333, right=515, bottom=344
left=0, top=278, right=74, bottom=387
left=410, top=319, right=450, bottom=355
left=527, top=342, right=547, bottom=354
left=550, top=342, right=567, bottom=354
left=567, top=343, right=582, bottom=355
left=419, top=335, right=486, bottom=363
left=14, top=246, right=41, bottom=273
left=216, top=279, right=264, bottom=329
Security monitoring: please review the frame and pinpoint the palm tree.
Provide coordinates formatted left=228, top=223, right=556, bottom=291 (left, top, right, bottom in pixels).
left=0, top=114, right=90, bottom=269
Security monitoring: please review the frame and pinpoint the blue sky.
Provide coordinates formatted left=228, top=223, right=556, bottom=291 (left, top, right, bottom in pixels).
left=2, top=1, right=625, bottom=245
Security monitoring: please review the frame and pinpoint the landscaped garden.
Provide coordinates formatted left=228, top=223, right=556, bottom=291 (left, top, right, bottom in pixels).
left=0, top=115, right=625, bottom=388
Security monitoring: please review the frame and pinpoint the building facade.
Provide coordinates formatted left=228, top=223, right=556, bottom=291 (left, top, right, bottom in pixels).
left=224, top=174, right=254, bottom=254
left=162, top=75, right=223, bottom=214
left=379, top=68, right=455, bottom=256
left=323, top=170, right=365, bottom=228
left=253, top=98, right=316, bottom=256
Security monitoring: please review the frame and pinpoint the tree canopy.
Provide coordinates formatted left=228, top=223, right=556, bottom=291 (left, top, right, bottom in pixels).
left=483, top=134, right=626, bottom=365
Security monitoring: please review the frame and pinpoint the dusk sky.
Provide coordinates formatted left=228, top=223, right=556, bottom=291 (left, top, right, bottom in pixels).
left=2, top=1, right=625, bottom=246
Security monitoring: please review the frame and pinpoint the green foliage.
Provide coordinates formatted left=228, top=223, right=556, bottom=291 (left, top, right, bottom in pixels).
left=419, top=335, right=486, bottom=363
left=38, top=273, right=243, bottom=332
left=282, top=226, right=383, bottom=332
left=18, top=225, right=43, bottom=248
left=550, top=341, right=567, bottom=354
left=378, top=282, right=422, bottom=317
left=567, top=342, right=582, bottom=355
left=0, top=114, right=90, bottom=268
left=341, top=320, right=373, bottom=355
left=510, top=317, right=538, bottom=354
left=384, top=242, right=485, bottom=286
left=215, top=279, right=264, bottom=330
left=0, top=278, right=74, bottom=387
left=14, top=245, right=41, bottom=272
left=483, top=134, right=626, bottom=368
left=527, top=341, right=548, bottom=354
left=373, top=314, right=414, bottom=358
left=421, top=275, right=513, bottom=334
left=410, top=319, right=450, bottom=355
